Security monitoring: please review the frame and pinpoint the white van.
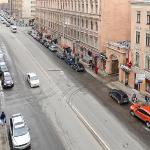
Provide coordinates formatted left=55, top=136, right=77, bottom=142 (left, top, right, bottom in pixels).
left=11, top=25, right=17, bottom=33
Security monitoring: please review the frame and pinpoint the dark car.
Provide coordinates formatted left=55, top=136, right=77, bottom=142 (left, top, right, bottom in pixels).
left=48, top=44, right=58, bottom=52
left=6, top=22, right=10, bottom=27
left=1, top=71, right=14, bottom=88
left=71, top=63, right=85, bottom=72
left=56, top=51, right=66, bottom=59
left=44, top=41, right=50, bottom=48
left=65, top=55, right=75, bottom=65
left=109, top=89, right=129, bottom=104
left=40, top=38, right=47, bottom=45
left=27, top=30, right=32, bottom=35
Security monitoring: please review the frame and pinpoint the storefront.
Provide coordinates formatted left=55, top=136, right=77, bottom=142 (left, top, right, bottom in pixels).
left=120, top=64, right=131, bottom=86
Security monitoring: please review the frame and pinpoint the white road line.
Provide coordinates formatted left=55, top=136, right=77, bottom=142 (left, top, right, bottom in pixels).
left=69, top=103, right=110, bottom=150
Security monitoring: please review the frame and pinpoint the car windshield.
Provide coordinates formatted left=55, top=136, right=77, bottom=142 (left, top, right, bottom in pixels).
left=14, top=123, right=28, bottom=137
left=5, top=76, right=11, bottom=81
left=1, top=65, right=7, bottom=70
left=123, top=94, right=128, bottom=98
left=30, top=75, right=38, bottom=80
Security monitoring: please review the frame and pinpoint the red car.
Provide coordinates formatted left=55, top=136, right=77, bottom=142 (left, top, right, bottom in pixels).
left=130, top=104, right=150, bottom=128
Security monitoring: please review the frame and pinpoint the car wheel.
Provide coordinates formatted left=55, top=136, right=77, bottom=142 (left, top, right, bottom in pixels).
left=146, top=122, right=150, bottom=128
left=130, top=111, right=135, bottom=116
left=117, top=100, right=121, bottom=104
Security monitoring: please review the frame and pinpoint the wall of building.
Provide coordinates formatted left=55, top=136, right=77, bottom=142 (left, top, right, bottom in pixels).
left=100, top=0, right=131, bottom=52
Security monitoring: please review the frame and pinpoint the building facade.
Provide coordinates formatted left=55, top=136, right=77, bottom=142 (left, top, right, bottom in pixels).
left=128, top=0, right=150, bottom=96
left=10, top=0, right=36, bottom=24
left=36, top=0, right=130, bottom=70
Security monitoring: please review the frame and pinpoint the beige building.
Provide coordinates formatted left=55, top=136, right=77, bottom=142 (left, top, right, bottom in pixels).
left=11, top=0, right=36, bottom=24
left=127, top=0, right=150, bottom=95
left=36, top=0, right=130, bottom=70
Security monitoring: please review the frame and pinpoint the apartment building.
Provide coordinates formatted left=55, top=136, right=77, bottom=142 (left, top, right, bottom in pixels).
left=10, top=0, right=36, bottom=24
left=128, top=0, right=150, bottom=95
left=36, top=0, right=130, bottom=70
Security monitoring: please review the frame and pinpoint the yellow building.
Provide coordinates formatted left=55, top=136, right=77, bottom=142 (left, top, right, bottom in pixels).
left=129, top=0, right=150, bottom=95
left=36, top=0, right=130, bottom=71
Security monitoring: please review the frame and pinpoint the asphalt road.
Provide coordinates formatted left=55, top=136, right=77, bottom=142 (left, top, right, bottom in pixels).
left=0, top=25, right=150, bottom=150
left=0, top=25, right=102, bottom=150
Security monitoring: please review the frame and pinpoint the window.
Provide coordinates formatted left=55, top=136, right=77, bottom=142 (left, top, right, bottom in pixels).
left=91, top=21, right=93, bottom=30
left=137, top=11, right=140, bottom=23
left=86, top=4, right=88, bottom=13
left=95, top=22, right=98, bottom=31
left=82, top=3, right=84, bottom=12
left=135, top=52, right=139, bottom=67
left=147, top=11, right=150, bottom=24
left=146, top=33, right=150, bottom=46
left=145, top=56, right=150, bottom=70
left=86, top=20, right=88, bottom=28
left=136, top=31, right=140, bottom=44
left=138, top=109, right=150, bottom=117
left=81, top=19, right=84, bottom=27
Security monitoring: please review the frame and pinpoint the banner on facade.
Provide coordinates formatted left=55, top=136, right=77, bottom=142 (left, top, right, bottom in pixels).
left=136, top=73, right=145, bottom=84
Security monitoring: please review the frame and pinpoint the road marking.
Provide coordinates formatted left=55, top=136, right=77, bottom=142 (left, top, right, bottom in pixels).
left=144, top=126, right=150, bottom=132
left=69, top=104, right=110, bottom=150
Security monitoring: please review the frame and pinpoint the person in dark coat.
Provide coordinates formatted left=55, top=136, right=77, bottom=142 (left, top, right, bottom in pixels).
left=145, top=95, right=149, bottom=105
left=0, top=112, right=6, bottom=126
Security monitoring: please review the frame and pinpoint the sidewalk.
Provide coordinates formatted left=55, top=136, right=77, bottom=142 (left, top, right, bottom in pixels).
left=81, top=60, right=146, bottom=104
left=0, top=125, right=9, bottom=150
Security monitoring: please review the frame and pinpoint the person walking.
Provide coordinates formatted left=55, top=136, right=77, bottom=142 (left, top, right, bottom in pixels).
left=145, top=95, right=149, bottom=105
left=131, top=93, right=137, bottom=103
left=0, top=112, right=6, bottom=126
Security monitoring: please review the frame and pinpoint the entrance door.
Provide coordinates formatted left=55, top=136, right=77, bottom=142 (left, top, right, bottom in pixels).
left=112, top=59, right=119, bottom=74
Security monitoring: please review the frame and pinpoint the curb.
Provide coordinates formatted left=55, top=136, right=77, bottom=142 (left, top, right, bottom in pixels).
left=68, top=102, right=110, bottom=150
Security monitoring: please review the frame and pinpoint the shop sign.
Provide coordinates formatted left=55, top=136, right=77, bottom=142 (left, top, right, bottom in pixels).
left=120, top=65, right=131, bottom=73
left=136, top=73, right=145, bottom=84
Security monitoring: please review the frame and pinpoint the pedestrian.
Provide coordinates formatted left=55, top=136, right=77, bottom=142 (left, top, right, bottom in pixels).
left=95, top=66, right=99, bottom=74
left=145, top=95, right=149, bottom=105
left=0, top=112, right=6, bottom=126
left=131, top=93, right=137, bottom=103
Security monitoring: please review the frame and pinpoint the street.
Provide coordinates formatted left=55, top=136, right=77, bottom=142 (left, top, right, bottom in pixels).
left=0, top=25, right=150, bottom=150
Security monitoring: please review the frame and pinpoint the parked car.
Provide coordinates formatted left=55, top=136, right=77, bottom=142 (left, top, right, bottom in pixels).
left=0, top=62, right=8, bottom=75
left=35, top=35, right=41, bottom=41
left=109, top=89, right=129, bottom=104
left=44, top=41, right=50, bottom=48
left=0, top=54, right=4, bottom=62
left=1, top=71, right=14, bottom=88
left=39, top=38, right=47, bottom=45
left=27, top=30, right=32, bottom=35
left=56, top=51, right=66, bottom=59
left=27, top=73, right=40, bottom=88
left=48, top=44, right=58, bottom=52
left=11, top=25, right=17, bottom=33
left=65, top=55, right=75, bottom=65
left=9, top=113, right=31, bottom=149
left=6, top=22, right=10, bottom=27
left=71, top=63, right=85, bottom=72
left=31, top=32, right=37, bottom=38
left=130, top=104, right=150, bottom=128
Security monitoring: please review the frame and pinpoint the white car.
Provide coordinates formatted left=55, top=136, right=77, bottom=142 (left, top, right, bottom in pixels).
left=27, top=73, right=40, bottom=88
left=9, top=113, right=31, bottom=149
